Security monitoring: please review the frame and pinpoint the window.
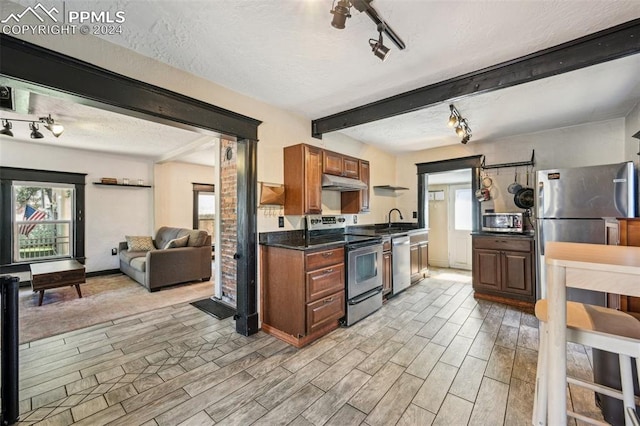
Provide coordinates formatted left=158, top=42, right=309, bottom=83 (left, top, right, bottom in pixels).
left=454, top=187, right=473, bottom=231
left=193, top=183, right=215, bottom=238
left=13, top=182, right=75, bottom=262
left=0, top=167, right=85, bottom=273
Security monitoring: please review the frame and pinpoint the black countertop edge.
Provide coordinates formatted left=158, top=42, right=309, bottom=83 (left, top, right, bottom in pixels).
left=471, top=231, right=535, bottom=239
left=259, top=229, right=347, bottom=251
left=261, top=240, right=347, bottom=251
left=347, top=224, right=428, bottom=237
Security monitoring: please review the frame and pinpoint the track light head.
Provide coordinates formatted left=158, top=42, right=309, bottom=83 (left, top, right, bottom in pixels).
left=369, top=31, right=390, bottom=61
left=42, top=114, right=64, bottom=137
left=0, top=120, right=13, bottom=137
left=461, top=135, right=470, bottom=145
left=29, top=122, right=44, bottom=139
left=447, top=105, right=459, bottom=127
left=330, top=0, right=351, bottom=29
left=455, top=125, right=465, bottom=137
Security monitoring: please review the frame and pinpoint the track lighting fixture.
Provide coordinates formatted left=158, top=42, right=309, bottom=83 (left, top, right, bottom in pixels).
left=0, top=120, right=13, bottom=137
left=330, top=0, right=351, bottom=29
left=447, top=104, right=472, bottom=144
left=369, top=28, right=390, bottom=61
left=330, top=0, right=405, bottom=60
left=0, top=114, right=64, bottom=139
left=29, top=122, right=44, bottom=139
left=42, top=114, right=64, bottom=137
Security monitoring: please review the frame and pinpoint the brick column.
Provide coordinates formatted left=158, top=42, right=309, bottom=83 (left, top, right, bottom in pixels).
left=219, top=139, right=237, bottom=305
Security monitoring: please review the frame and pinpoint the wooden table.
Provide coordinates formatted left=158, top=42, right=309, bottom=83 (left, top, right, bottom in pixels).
left=545, top=242, right=640, bottom=424
left=30, top=260, right=86, bottom=306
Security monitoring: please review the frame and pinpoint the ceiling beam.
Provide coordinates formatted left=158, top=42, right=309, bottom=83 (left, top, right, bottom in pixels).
left=312, top=18, right=640, bottom=139
left=155, top=135, right=216, bottom=164
left=0, top=35, right=262, bottom=141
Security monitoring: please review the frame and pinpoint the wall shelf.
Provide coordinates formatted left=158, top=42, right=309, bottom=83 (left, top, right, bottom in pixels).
left=481, top=150, right=535, bottom=170
left=93, top=182, right=152, bottom=188
left=373, top=185, right=409, bottom=191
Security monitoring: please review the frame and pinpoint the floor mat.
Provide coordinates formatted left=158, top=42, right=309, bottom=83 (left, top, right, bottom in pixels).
left=191, top=297, right=236, bottom=320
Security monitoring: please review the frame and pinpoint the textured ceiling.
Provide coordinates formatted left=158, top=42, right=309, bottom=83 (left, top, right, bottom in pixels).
left=0, top=86, right=217, bottom=166
left=3, top=0, right=640, bottom=155
left=98, top=0, right=639, bottom=118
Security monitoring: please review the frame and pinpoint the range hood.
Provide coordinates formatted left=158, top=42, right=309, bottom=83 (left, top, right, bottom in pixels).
left=321, top=174, right=368, bottom=191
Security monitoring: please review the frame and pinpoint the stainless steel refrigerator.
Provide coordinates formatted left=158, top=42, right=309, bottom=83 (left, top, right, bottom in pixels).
left=536, top=161, right=636, bottom=305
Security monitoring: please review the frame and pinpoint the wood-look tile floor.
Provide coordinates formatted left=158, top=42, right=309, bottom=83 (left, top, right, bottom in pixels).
left=17, top=268, right=604, bottom=425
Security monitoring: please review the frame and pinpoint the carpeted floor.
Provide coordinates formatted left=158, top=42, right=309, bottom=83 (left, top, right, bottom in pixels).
left=18, top=273, right=213, bottom=343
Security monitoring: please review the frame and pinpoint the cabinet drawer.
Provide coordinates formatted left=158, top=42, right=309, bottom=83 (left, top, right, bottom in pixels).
left=306, top=247, right=344, bottom=271
left=382, top=239, right=391, bottom=252
left=473, top=236, right=532, bottom=252
left=307, top=264, right=345, bottom=303
left=306, top=290, right=345, bottom=335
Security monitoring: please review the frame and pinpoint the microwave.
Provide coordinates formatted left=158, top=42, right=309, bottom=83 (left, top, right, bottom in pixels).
left=482, top=212, right=524, bottom=233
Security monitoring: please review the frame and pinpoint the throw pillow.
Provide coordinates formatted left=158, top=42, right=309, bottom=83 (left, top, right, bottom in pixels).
left=163, top=235, right=189, bottom=249
left=126, top=235, right=155, bottom=252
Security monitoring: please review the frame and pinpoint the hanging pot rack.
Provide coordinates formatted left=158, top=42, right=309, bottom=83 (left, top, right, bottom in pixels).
left=481, top=150, right=535, bottom=170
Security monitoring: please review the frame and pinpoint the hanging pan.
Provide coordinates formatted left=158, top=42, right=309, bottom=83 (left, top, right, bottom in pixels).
left=514, top=187, right=534, bottom=209
left=475, top=172, right=490, bottom=202
left=514, top=166, right=534, bottom=209
left=507, top=169, right=522, bottom=194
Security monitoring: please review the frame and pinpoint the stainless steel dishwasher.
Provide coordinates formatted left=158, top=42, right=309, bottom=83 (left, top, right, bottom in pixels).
left=392, top=235, right=410, bottom=295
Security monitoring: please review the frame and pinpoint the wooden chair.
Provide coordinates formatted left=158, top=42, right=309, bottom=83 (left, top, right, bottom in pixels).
left=533, top=299, right=640, bottom=426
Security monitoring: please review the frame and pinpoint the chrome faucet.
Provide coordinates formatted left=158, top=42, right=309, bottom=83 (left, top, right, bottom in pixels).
left=388, top=208, right=403, bottom=228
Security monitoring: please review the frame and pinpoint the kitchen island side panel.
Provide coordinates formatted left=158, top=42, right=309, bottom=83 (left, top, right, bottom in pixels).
left=261, top=246, right=306, bottom=337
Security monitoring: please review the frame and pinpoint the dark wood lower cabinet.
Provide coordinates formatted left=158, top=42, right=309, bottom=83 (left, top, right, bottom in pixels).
left=261, top=245, right=345, bottom=347
left=410, top=232, right=429, bottom=283
left=472, top=235, right=535, bottom=308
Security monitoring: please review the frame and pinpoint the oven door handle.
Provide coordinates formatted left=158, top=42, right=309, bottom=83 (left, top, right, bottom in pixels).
left=348, top=243, right=382, bottom=255
left=348, top=286, right=383, bottom=305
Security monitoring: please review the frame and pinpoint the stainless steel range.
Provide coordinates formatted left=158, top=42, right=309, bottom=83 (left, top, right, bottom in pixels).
left=306, top=215, right=383, bottom=326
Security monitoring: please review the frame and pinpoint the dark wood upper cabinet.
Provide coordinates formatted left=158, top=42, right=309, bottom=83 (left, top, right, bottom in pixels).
left=285, top=144, right=371, bottom=215
left=284, top=144, right=322, bottom=215
left=341, top=160, right=370, bottom=214
left=323, top=150, right=360, bottom=179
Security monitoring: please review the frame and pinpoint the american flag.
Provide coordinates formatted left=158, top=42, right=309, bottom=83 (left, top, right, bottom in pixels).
left=19, top=204, right=47, bottom=236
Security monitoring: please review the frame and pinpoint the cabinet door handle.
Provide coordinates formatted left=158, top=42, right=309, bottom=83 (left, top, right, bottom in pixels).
left=322, top=252, right=333, bottom=257
left=323, top=268, right=334, bottom=274
left=324, top=297, right=334, bottom=303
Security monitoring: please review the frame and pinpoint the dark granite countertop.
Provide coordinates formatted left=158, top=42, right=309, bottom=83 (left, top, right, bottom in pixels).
left=347, top=223, right=427, bottom=238
left=259, top=223, right=429, bottom=250
left=259, top=229, right=347, bottom=251
left=471, top=231, right=535, bottom=239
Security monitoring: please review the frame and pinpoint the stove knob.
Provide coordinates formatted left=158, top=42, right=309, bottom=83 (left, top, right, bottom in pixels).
left=338, top=218, right=345, bottom=223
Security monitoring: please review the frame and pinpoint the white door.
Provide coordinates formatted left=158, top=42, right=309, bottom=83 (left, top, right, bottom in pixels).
left=448, top=184, right=472, bottom=270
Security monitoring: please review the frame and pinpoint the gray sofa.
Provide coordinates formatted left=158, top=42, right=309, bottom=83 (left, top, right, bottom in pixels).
left=119, top=226, right=212, bottom=291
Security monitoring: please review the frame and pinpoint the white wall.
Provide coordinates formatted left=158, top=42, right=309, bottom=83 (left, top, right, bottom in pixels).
left=396, top=118, right=627, bottom=216
left=154, top=161, right=216, bottom=229
left=0, top=139, right=154, bottom=272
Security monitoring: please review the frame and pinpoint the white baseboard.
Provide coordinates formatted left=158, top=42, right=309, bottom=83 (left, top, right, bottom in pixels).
left=429, top=259, right=450, bottom=268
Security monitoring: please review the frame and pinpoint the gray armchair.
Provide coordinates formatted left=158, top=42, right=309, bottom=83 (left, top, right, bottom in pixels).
left=119, top=227, right=212, bottom=291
